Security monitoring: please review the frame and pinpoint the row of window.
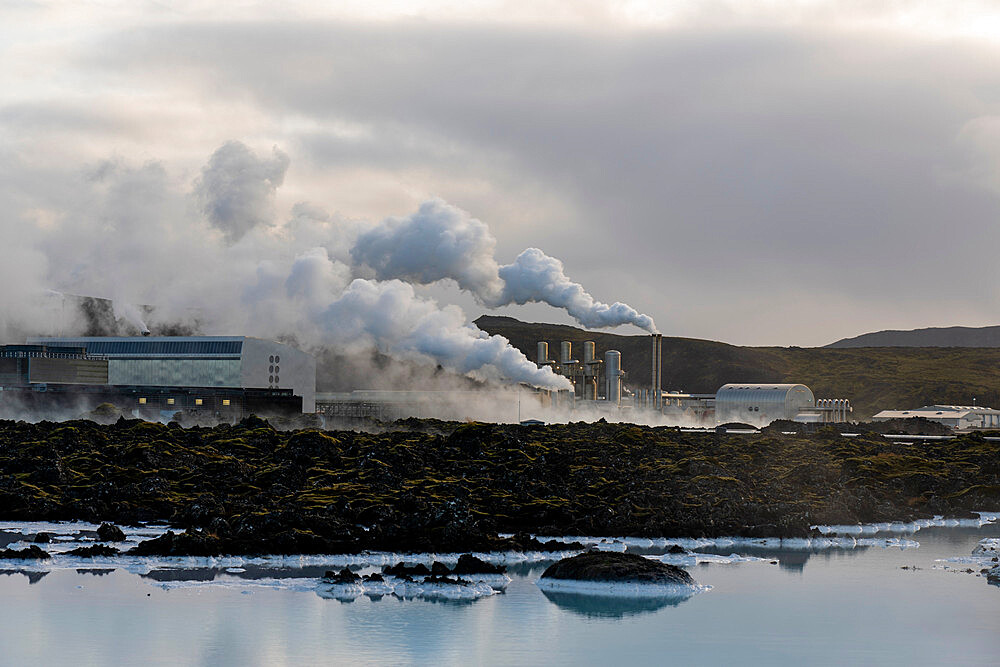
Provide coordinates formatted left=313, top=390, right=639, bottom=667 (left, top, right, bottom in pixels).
left=138, top=397, right=231, bottom=407
left=83, top=341, right=243, bottom=355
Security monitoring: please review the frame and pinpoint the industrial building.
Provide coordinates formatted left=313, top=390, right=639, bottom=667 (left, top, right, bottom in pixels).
left=872, top=405, right=1000, bottom=431
left=28, top=336, right=316, bottom=412
left=2, top=337, right=314, bottom=419
left=534, top=336, right=852, bottom=427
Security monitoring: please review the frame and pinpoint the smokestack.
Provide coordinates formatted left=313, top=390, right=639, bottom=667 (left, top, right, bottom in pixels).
left=560, top=341, right=573, bottom=365
left=537, top=341, right=549, bottom=366
left=605, top=350, right=622, bottom=406
left=650, top=334, right=662, bottom=410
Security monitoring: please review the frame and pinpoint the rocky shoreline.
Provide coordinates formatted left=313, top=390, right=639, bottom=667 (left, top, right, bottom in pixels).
left=1, top=416, right=997, bottom=557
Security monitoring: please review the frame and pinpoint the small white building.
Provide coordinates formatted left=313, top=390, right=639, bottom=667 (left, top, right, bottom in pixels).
left=871, top=405, right=1000, bottom=430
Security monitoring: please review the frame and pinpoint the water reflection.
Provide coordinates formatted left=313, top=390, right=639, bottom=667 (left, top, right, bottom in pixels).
left=0, top=569, right=48, bottom=584
left=540, top=589, right=693, bottom=618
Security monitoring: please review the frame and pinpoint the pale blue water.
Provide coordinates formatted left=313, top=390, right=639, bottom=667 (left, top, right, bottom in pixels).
left=0, top=523, right=997, bottom=666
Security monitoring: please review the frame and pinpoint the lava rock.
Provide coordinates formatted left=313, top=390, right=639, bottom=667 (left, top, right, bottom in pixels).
left=322, top=568, right=360, bottom=584
left=96, top=523, right=127, bottom=542
left=0, top=545, right=51, bottom=559
left=67, top=544, right=120, bottom=557
left=453, top=554, right=506, bottom=575
left=666, top=544, right=687, bottom=554
left=128, top=530, right=222, bottom=557
left=33, top=532, right=51, bottom=544
left=540, top=551, right=695, bottom=585
left=430, top=561, right=451, bottom=576
left=383, top=562, right=431, bottom=577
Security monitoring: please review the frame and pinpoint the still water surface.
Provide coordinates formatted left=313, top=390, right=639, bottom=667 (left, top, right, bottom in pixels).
left=0, top=522, right=997, bottom=666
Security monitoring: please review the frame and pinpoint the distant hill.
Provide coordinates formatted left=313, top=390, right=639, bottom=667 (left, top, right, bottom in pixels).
left=475, top=316, right=1000, bottom=419
left=826, top=325, right=1000, bottom=348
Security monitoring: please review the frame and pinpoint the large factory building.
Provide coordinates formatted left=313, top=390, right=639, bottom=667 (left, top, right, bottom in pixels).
left=26, top=336, right=316, bottom=413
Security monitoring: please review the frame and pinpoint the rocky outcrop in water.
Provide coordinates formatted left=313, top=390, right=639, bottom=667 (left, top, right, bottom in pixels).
left=540, top=551, right=694, bottom=585
left=0, top=545, right=50, bottom=559
left=96, top=523, right=126, bottom=542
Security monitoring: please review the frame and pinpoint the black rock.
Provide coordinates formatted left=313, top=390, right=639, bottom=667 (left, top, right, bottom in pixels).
left=322, top=568, right=360, bottom=584
left=423, top=574, right=470, bottom=585
left=540, top=551, right=695, bottom=585
left=33, top=532, right=51, bottom=544
left=128, top=530, right=222, bottom=557
left=363, top=573, right=384, bottom=582
left=453, top=554, right=506, bottom=575
left=67, top=544, right=120, bottom=557
left=430, top=561, right=451, bottom=576
left=666, top=544, right=687, bottom=554
left=383, top=562, right=431, bottom=577
left=96, top=523, right=126, bottom=542
left=0, top=545, right=51, bottom=560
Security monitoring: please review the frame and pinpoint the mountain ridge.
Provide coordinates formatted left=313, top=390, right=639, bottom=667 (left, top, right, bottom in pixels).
left=826, top=325, right=1000, bottom=348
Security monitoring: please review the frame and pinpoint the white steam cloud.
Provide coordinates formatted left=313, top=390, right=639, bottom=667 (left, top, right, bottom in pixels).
left=351, top=199, right=658, bottom=332
left=195, top=141, right=290, bottom=243
left=1, top=142, right=657, bottom=392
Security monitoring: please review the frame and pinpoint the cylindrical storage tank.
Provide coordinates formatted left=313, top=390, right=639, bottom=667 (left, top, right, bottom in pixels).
left=561, top=341, right=572, bottom=364
left=714, top=384, right=815, bottom=427
left=537, top=341, right=549, bottom=365
left=605, top=350, right=622, bottom=405
left=583, top=341, right=596, bottom=364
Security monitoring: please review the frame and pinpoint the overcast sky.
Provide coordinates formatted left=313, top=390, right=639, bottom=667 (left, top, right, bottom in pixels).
left=3, top=1, right=1000, bottom=346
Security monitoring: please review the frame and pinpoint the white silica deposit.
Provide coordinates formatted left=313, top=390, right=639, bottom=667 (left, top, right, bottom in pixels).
left=535, top=577, right=710, bottom=599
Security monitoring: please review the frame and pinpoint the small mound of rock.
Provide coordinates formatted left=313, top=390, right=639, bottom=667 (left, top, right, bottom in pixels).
left=322, top=568, right=361, bottom=584
left=383, top=562, right=431, bottom=577
left=96, top=523, right=127, bottom=542
left=541, top=550, right=695, bottom=585
left=67, top=545, right=121, bottom=558
left=0, top=545, right=50, bottom=560
left=453, top=554, right=506, bottom=575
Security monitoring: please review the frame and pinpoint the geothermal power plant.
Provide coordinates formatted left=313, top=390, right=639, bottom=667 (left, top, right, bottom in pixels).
left=0, top=330, right=857, bottom=427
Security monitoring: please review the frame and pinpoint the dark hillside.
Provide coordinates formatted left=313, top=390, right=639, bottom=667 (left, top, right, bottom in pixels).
left=475, top=316, right=1000, bottom=418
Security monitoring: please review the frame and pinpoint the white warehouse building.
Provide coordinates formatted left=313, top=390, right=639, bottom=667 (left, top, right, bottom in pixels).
left=872, top=405, right=1000, bottom=431
left=28, top=336, right=316, bottom=412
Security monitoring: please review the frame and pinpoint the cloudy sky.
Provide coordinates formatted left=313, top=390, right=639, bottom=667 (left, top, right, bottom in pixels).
left=3, top=0, right=1000, bottom=347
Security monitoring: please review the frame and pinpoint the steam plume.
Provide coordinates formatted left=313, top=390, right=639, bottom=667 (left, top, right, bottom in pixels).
left=351, top=198, right=658, bottom=332
left=319, top=279, right=571, bottom=391
left=195, top=141, right=290, bottom=243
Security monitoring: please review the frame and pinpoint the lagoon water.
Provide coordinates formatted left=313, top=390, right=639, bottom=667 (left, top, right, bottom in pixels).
left=1, top=521, right=998, bottom=666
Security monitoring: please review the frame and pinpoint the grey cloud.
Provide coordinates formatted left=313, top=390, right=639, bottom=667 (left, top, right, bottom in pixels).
left=88, top=20, right=1000, bottom=343
left=3, top=13, right=993, bottom=344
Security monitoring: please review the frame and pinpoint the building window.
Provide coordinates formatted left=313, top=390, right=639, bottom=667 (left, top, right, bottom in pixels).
left=222, top=399, right=230, bottom=406
left=195, top=398, right=203, bottom=406
left=138, top=397, right=147, bottom=405
left=167, top=398, right=175, bottom=405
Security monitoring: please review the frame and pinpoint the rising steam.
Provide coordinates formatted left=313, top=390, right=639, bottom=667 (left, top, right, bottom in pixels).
left=351, top=199, right=658, bottom=332
left=2, top=142, right=652, bottom=392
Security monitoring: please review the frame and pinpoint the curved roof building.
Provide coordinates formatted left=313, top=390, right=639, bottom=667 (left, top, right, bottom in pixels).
left=715, top=383, right=815, bottom=427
